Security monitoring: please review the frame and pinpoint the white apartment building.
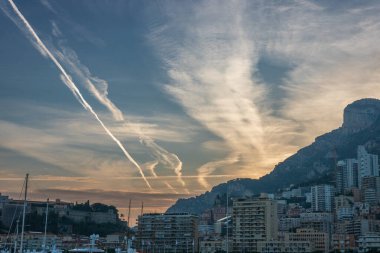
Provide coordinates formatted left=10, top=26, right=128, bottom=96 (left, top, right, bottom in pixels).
left=358, top=145, right=379, bottom=186
left=311, top=185, right=335, bottom=212
left=232, top=196, right=278, bottom=252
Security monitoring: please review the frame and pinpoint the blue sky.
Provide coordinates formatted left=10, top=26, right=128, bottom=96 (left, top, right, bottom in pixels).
left=1, top=0, right=380, bottom=220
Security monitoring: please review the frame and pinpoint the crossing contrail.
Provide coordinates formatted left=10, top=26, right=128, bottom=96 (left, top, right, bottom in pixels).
left=140, top=137, right=186, bottom=188
left=54, top=41, right=187, bottom=191
left=3, top=0, right=152, bottom=189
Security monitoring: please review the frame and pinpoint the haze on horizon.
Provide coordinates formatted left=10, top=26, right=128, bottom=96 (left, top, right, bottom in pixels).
left=1, top=0, right=380, bottom=222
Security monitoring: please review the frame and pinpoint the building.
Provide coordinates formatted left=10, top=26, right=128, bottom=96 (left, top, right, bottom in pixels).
left=5, top=232, right=63, bottom=251
left=358, top=145, right=379, bottom=187
left=336, top=159, right=359, bottom=193
left=334, top=195, right=354, bottom=220
left=136, top=213, right=198, bottom=253
left=299, top=212, right=333, bottom=234
left=257, top=240, right=314, bottom=253
left=361, top=176, right=380, bottom=205
left=335, top=195, right=354, bottom=210
left=311, top=184, right=335, bottom=212
left=278, top=217, right=301, bottom=232
left=213, top=216, right=231, bottom=236
left=199, top=239, right=222, bottom=253
left=0, top=193, right=10, bottom=209
left=358, top=233, right=380, bottom=253
left=199, top=238, right=231, bottom=253
left=285, top=228, right=330, bottom=253
left=1, top=203, right=29, bottom=228
left=232, top=196, right=278, bottom=252
left=63, top=209, right=117, bottom=224
left=332, top=234, right=356, bottom=252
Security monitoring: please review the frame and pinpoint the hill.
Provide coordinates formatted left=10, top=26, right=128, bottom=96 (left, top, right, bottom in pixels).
left=167, top=98, right=380, bottom=214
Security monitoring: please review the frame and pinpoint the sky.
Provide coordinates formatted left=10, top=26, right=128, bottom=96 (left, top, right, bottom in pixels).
left=1, top=0, right=380, bottom=224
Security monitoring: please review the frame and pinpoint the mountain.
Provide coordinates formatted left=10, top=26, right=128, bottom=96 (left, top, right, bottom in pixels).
left=167, top=98, right=380, bottom=214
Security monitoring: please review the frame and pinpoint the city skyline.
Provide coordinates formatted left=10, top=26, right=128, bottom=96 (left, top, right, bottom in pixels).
left=1, top=0, right=380, bottom=221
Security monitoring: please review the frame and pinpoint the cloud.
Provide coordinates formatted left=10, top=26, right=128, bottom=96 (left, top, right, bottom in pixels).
left=40, top=0, right=106, bottom=47
left=197, top=153, right=240, bottom=189
left=149, top=0, right=269, bottom=186
left=142, top=160, right=159, bottom=178
left=0, top=100, right=201, bottom=189
left=7, top=0, right=151, bottom=186
left=53, top=46, right=124, bottom=121
left=149, top=0, right=380, bottom=187
left=46, top=22, right=189, bottom=191
left=33, top=188, right=192, bottom=208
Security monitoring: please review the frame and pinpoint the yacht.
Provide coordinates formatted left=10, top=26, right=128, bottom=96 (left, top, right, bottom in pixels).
left=69, top=235, right=104, bottom=253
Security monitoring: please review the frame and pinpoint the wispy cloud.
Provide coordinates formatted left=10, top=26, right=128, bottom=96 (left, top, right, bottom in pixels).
left=1, top=0, right=152, bottom=188
left=197, top=153, right=240, bottom=189
left=149, top=0, right=267, bottom=186
left=149, top=0, right=380, bottom=187
left=40, top=0, right=106, bottom=47
left=48, top=21, right=188, bottom=192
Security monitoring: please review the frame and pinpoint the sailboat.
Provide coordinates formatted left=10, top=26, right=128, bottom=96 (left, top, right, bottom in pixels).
left=9, top=174, right=61, bottom=253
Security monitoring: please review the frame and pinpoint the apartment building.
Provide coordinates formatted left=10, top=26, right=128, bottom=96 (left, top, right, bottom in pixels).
left=232, top=196, right=278, bottom=252
left=136, top=213, right=198, bottom=253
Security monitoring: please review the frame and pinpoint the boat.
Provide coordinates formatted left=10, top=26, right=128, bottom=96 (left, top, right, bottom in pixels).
left=69, top=235, right=104, bottom=253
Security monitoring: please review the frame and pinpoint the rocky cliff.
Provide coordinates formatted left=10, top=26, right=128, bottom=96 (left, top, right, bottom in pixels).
left=167, top=98, right=380, bottom=214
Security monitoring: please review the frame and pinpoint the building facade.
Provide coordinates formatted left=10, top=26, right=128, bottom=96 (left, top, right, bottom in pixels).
left=358, top=145, right=379, bottom=187
left=336, top=159, right=359, bottom=193
left=257, top=240, right=314, bottom=253
left=285, top=228, right=329, bottom=253
left=361, top=176, right=380, bottom=205
left=311, top=184, right=335, bottom=212
left=232, top=196, right=278, bottom=252
left=136, top=213, right=199, bottom=253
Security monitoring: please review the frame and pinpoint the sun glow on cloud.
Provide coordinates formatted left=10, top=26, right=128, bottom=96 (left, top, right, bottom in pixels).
left=148, top=0, right=380, bottom=188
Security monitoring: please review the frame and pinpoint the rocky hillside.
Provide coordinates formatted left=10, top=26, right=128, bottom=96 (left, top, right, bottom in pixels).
left=167, top=98, right=380, bottom=214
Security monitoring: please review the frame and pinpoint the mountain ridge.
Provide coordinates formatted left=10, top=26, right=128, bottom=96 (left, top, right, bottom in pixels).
left=167, top=98, right=380, bottom=214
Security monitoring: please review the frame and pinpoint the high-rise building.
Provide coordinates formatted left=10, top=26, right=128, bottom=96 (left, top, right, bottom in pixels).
left=311, top=185, right=335, bottom=212
left=358, top=145, right=379, bottom=186
left=136, top=213, right=198, bottom=253
left=336, top=159, right=358, bottom=193
left=232, top=196, right=278, bottom=252
left=361, top=176, right=380, bottom=205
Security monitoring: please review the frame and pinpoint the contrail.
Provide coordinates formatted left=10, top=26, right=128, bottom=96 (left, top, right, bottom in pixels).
left=4, top=0, right=152, bottom=189
left=54, top=47, right=124, bottom=122
left=164, top=181, right=179, bottom=194
left=143, top=160, right=159, bottom=178
left=143, top=161, right=179, bottom=194
left=197, top=153, right=240, bottom=189
left=53, top=43, right=187, bottom=190
left=140, top=137, right=186, bottom=188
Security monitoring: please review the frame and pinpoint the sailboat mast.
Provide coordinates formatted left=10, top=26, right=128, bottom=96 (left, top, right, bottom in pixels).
left=127, top=199, right=131, bottom=230
left=13, top=220, right=19, bottom=253
left=43, top=198, right=49, bottom=252
left=126, top=199, right=131, bottom=250
left=226, top=188, right=229, bottom=253
left=19, top=173, right=29, bottom=253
